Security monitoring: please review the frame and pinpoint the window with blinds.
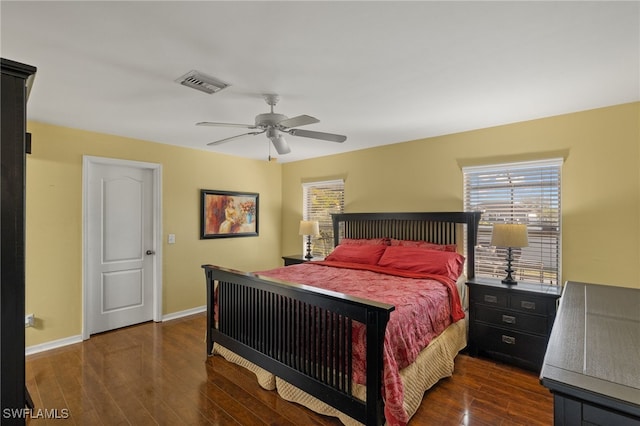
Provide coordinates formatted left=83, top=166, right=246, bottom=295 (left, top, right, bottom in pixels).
left=463, top=159, right=562, bottom=285
left=302, top=179, right=344, bottom=257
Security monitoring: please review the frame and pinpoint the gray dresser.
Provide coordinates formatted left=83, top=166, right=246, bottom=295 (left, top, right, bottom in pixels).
left=540, top=281, right=640, bottom=425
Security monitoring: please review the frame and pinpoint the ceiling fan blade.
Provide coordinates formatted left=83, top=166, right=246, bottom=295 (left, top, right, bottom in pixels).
left=206, top=131, right=264, bottom=146
left=271, top=135, right=291, bottom=155
left=197, top=121, right=258, bottom=129
left=278, top=115, right=319, bottom=129
left=288, top=129, right=347, bottom=143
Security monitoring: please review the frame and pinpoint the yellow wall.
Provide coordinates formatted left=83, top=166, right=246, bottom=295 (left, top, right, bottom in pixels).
left=25, top=122, right=282, bottom=346
left=282, top=103, right=640, bottom=289
left=25, top=102, right=639, bottom=347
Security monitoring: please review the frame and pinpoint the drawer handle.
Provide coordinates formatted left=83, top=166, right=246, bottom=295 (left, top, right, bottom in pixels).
left=502, top=315, right=516, bottom=324
left=484, top=295, right=498, bottom=303
left=502, top=335, right=516, bottom=345
left=521, top=301, right=536, bottom=310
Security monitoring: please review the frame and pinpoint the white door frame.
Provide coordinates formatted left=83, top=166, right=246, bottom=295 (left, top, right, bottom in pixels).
left=82, top=156, right=163, bottom=340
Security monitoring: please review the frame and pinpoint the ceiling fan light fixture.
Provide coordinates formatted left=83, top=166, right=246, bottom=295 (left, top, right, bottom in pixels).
left=267, top=129, right=291, bottom=155
left=176, top=70, right=230, bottom=94
left=266, top=127, right=279, bottom=140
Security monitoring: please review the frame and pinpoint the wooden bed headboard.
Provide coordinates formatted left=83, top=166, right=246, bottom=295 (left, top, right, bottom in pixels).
left=332, top=211, right=481, bottom=279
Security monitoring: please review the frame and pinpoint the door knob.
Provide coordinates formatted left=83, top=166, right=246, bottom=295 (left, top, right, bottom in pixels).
left=146, top=250, right=155, bottom=255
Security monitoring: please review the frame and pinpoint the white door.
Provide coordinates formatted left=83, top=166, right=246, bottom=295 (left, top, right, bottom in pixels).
left=86, top=161, right=156, bottom=335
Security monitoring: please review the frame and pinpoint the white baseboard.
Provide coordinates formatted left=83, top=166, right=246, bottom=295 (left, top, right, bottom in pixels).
left=24, top=307, right=206, bottom=356
left=25, top=335, right=83, bottom=356
left=162, top=305, right=206, bottom=322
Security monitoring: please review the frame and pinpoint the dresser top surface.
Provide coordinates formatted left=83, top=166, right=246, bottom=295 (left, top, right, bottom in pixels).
left=541, top=281, right=640, bottom=405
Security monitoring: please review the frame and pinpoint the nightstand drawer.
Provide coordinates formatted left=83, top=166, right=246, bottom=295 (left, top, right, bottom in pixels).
left=475, top=306, right=549, bottom=335
left=472, top=288, right=508, bottom=308
left=509, top=293, right=550, bottom=315
left=474, top=323, right=548, bottom=368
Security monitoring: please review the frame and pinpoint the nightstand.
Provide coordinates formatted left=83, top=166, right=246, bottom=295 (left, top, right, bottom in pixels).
left=466, top=277, right=563, bottom=371
left=282, top=254, right=319, bottom=266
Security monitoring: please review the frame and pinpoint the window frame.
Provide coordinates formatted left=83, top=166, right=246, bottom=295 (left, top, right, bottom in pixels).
left=302, top=179, right=345, bottom=257
left=463, top=158, right=562, bottom=285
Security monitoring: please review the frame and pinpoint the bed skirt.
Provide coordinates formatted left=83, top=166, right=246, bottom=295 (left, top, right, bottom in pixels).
left=212, top=318, right=467, bottom=425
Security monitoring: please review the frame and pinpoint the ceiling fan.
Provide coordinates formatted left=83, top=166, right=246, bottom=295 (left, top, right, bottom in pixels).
left=197, top=94, right=347, bottom=155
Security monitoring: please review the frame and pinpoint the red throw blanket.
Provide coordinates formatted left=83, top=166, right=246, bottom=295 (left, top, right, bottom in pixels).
left=256, top=261, right=465, bottom=425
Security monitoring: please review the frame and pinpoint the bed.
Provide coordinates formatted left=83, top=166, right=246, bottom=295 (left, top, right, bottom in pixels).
left=202, top=211, right=480, bottom=426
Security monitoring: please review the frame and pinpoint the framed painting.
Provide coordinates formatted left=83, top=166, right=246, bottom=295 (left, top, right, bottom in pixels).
left=200, top=189, right=259, bottom=239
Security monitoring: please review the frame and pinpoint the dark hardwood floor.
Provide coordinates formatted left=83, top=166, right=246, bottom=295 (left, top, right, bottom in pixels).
left=25, top=314, right=552, bottom=425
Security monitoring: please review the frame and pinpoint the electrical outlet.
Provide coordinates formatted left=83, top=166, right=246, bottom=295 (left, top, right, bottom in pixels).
left=25, top=314, right=35, bottom=328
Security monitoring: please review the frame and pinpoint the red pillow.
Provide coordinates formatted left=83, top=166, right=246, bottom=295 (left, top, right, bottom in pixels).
left=325, top=244, right=387, bottom=265
left=389, top=238, right=457, bottom=252
left=340, top=238, right=390, bottom=246
left=376, top=246, right=465, bottom=280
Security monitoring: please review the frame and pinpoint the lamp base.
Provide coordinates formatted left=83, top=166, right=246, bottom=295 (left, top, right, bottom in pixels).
left=501, top=248, right=517, bottom=285
left=304, top=236, right=313, bottom=260
left=501, top=276, right=518, bottom=285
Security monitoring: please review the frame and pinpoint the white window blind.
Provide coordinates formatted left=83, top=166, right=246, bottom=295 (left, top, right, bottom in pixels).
left=463, top=159, right=562, bottom=285
left=302, top=179, right=344, bottom=257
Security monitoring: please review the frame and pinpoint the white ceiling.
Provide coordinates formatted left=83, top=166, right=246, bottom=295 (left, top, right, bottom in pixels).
left=2, top=1, right=638, bottom=163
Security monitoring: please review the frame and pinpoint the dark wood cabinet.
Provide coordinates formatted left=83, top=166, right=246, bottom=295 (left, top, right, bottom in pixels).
left=466, top=277, right=562, bottom=371
left=1, top=58, right=36, bottom=424
left=541, top=282, right=640, bottom=425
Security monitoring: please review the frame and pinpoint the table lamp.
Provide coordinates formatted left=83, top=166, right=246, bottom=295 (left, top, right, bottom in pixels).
left=299, top=220, right=320, bottom=260
left=491, top=223, right=529, bottom=285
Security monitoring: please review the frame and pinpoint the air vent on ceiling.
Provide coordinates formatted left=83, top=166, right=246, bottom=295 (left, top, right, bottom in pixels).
left=175, top=70, right=230, bottom=94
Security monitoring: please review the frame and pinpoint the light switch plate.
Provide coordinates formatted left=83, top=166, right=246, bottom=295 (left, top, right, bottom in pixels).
left=168, top=234, right=176, bottom=244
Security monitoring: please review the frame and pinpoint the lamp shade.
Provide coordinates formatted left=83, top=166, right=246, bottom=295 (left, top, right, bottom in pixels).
left=299, top=220, right=320, bottom=236
left=491, top=223, right=529, bottom=248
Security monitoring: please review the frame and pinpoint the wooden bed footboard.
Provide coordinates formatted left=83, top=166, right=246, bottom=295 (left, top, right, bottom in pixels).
left=202, top=264, right=395, bottom=426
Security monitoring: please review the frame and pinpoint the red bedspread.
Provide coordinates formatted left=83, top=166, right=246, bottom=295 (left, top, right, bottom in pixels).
left=256, top=261, right=465, bottom=426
